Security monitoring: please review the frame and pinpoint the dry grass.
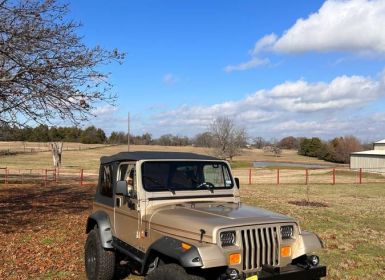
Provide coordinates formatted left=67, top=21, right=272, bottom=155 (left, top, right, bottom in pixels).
left=240, top=183, right=385, bottom=280
left=0, top=143, right=335, bottom=172
left=1, top=143, right=383, bottom=279
left=0, top=182, right=384, bottom=279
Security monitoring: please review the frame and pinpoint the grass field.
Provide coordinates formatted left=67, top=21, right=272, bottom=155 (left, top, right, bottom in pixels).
left=0, top=182, right=384, bottom=280
left=0, top=142, right=337, bottom=171
left=0, top=143, right=384, bottom=279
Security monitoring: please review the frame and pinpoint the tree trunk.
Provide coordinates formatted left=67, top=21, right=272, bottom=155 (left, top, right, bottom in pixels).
left=50, top=142, right=63, bottom=167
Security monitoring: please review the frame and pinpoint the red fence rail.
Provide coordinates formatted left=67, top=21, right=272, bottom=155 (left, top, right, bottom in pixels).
left=0, top=166, right=384, bottom=187
left=233, top=167, right=385, bottom=185
left=0, top=167, right=98, bottom=186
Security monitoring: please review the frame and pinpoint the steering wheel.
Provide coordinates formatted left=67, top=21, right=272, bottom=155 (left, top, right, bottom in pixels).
left=197, top=182, right=215, bottom=190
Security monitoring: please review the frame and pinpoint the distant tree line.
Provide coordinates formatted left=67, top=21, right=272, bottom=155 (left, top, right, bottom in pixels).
left=0, top=123, right=368, bottom=163
left=298, top=136, right=363, bottom=164
left=0, top=124, right=107, bottom=144
left=252, top=135, right=366, bottom=164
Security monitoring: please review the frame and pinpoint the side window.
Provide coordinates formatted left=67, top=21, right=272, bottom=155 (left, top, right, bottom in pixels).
left=100, top=164, right=113, bottom=197
left=119, top=164, right=136, bottom=188
left=119, top=163, right=137, bottom=199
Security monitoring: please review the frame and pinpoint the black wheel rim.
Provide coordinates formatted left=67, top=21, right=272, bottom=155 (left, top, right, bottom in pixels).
left=86, top=241, right=97, bottom=279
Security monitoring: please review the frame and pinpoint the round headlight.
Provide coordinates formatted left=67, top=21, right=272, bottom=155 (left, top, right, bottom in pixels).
left=220, top=231, right=236, bottom=247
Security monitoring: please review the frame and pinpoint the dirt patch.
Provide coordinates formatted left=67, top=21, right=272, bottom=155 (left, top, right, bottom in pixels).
left=288, top=200, right=329, bottom=207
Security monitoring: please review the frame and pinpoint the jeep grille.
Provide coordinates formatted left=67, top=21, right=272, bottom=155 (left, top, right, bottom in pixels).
left=241, top=226, right=279, bottom=271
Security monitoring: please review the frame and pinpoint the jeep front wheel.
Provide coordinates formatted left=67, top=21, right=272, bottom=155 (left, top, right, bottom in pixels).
left=145, top=263, right=204, bottom=280
left=85, top=229, right=115, bottom=280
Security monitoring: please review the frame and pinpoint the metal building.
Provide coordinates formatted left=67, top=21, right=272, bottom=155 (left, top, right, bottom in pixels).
left=350, top=139, right=385, bottom=174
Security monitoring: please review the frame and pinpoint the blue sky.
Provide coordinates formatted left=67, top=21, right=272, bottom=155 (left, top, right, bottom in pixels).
left=67, top=0, right=385, bottom=141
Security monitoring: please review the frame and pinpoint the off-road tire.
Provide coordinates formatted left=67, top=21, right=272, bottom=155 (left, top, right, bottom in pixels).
left=85, top=229, right=115, bottom=280
left=145, top=263, right=204, bottom=280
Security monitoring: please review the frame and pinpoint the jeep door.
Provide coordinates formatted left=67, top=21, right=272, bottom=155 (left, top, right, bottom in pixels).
left=114, top=162, right=140, bottom=249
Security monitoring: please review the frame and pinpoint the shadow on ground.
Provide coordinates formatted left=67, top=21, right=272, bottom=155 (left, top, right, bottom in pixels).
left=0, top=182, right=94, bottom=234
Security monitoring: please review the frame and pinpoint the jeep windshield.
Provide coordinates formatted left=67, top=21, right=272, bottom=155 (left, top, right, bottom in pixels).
left=141, top=161, right=234, bottom=192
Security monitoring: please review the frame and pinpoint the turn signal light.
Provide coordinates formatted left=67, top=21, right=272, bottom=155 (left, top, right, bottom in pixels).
left=229, top=253, right=241, bottom=265
left=281, top=246, right=292, bottom=257
left=181, top=242, right=192, bottom=251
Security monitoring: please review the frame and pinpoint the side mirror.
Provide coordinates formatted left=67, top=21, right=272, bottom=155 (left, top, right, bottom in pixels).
left=116, top=180, right=132, bottom=196
left=234, top=178, right=240, bottom=189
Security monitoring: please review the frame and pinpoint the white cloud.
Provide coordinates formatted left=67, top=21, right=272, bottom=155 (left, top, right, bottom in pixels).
left=92, top=105, right=117, bottom=115
left=224, top=57, right=269, bottom=72
left=163, top=73, right=177, bottom=85
left=274, top=0, right=385, bottom=54
left=251, top=34, right=278, bottom=55
left=227, top=0, right=385, bottom=71
left=152, top=70, right=385, bottom=138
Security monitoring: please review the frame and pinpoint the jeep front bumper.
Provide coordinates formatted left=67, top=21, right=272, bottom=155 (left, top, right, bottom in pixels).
left=244, top=264, right=326, bottom=279
left=222, top=264, right=326, bottom=280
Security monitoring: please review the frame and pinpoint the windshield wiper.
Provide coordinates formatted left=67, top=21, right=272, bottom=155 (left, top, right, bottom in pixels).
left=143, top=176, right=175, bottom=194
left=196, top=182, right=214, bottom=193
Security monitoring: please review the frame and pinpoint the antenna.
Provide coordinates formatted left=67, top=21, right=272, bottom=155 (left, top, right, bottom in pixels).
left=127, top=112, right=130, bottom=151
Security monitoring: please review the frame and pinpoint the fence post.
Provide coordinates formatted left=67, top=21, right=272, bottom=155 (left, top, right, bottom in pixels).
left=80, top=169, right=84, bottom=186
left=45, top=169, right=48, bottom=187
left=248, top=169, right=252, bottom=185
left=359, top=168, right=362, bottom=184
left=277, top=168, right=280, bottom=185
left=305, top=169, right=308, bottom=185
left=332, top=168, right=336, bottom=185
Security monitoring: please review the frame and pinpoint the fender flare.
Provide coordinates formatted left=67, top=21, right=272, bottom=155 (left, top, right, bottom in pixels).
left=141, top=236, right=203, bottom=274
left=86, top=211, right=113, bottom=249
left=293, top=230, right=324, bottom=259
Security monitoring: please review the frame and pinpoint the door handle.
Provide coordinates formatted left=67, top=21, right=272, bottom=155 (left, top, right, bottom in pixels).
left=116, top=197, right=122, bottom=207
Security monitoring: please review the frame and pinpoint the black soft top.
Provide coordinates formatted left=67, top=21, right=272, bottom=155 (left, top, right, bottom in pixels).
left=100, top=151, right=219, bottom=164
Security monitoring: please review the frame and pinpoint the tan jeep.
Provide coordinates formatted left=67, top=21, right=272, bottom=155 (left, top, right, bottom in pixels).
left=85, top=152, right=326, bottom=280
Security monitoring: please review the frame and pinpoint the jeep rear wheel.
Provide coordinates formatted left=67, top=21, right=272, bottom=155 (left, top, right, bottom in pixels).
left=145, top=263, right=204, bottom=280
left=85, top=229, right=115, bottom=280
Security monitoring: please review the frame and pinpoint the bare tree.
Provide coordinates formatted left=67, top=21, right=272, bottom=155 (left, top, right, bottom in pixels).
left=50, top=142, right=63, bottom=167
left=194, top=132, right=213, bottom=147
left=209, top=116, right=247, bottom=160
left=0, top=0, right=124, bottom=127
left=253, top=136, right=266, bottom=149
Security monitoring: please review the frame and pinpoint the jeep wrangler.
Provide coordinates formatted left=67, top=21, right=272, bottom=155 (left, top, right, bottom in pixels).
left=85, top=151, right=326, bottom=280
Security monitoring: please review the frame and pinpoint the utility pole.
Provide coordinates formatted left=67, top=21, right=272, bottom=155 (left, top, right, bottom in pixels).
left=127, top=112, right=130, bottom=152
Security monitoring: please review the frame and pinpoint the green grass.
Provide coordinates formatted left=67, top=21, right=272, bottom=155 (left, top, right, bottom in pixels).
left=229, top=160, right=253, bottom=169
left=41, top=237, right=55, bottom=246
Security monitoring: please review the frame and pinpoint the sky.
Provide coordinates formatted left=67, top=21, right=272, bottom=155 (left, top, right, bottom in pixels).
left=67, top=0, right=385, bottom=142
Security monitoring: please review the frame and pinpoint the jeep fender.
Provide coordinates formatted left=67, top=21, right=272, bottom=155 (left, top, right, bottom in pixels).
left=292, top=230, right=324, bottom=259
left=86, top=211, right=113, bottom=249
left=142, top=236, right=203, bottom=274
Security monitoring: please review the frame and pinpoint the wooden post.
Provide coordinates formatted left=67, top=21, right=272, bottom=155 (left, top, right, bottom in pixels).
left=305, top=169, right=309, bottom=185
left=332, top=168, right=336, bottom=185
left=80, top=169, right=84, bottom=186
left=359, top=168, right=362, bottom=184
left=248, top=169, right=252, bottom=185
left=45, top=169, right=48, bottom=187
left=277, top=168, right=280, bottom=185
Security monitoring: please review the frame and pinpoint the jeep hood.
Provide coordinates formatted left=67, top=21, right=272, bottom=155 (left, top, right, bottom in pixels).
left=147, top=202, right=295, bottom=243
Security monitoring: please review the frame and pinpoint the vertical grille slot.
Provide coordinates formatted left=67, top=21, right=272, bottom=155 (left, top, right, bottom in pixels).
left=240, top=226, right=280, bottom=271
